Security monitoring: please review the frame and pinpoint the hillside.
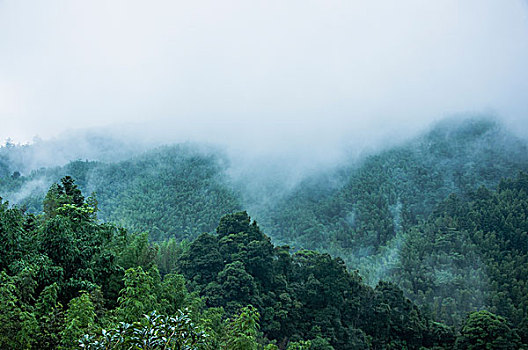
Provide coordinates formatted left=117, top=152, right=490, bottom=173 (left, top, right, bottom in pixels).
left=1, top=117, right=528, bottom=346
left=0, top=179, right=508, bottom=349
left=1, top=118, right=527, bottom=258
left=393, top=173, right=528, bottom=330
left=254, top=118, right=528, bottom=280
left=0, top=144, right=241, bottom=241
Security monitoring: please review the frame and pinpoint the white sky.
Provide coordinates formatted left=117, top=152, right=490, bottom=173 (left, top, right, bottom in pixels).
left=1, top=0, right=528, bottom=152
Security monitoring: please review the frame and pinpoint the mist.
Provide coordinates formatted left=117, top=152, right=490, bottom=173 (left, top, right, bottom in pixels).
left=1, top=0, right=527, bottom=160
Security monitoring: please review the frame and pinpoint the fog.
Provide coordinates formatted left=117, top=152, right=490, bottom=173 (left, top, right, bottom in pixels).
left=1, top=1, right=527, bottom=163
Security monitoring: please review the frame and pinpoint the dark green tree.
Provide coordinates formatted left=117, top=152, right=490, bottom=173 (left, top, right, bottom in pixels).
left=455, top=310, right=520, bottom=349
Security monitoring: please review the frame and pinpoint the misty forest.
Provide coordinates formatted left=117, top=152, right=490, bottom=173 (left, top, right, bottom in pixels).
left=3, top=0, right=528, bottom=347
left=0, top=118, right=527, bottom=349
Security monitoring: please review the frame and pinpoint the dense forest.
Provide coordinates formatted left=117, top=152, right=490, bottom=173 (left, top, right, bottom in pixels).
left=0, top=144, right=242, bottom=241
left=1, top=117, right=528, bottom=348
left=257, top=119, right=528, bottom=279
left=1, top=176, right=524, bottom=349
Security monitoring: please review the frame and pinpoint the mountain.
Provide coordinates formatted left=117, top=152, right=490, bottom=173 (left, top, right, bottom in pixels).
left=1, top=116, right=528, bottom=340
left=393, top=172, right=528, bottom=330
left=2, top=118, right=527, bottom=246
left=0, top=144, right=241, bottom=241
left=253, top=118, right=528, bottom=281
left=1, top=118, right=527, bottom=250
left=0, top=179, right=464, bottom=349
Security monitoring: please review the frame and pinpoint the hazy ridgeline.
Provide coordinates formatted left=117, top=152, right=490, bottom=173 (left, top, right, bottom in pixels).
left=2, top=1, right=528, bottom=347
left=1, top=116, right=528, bottom=331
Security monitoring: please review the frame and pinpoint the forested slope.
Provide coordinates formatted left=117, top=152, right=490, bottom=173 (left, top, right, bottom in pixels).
left=2, top=118, right=526, bottom=251
left=393, top=173, right=528, bottom=332
left=2, top=118, right=528, bottom=347
left=86, top=145, right=241, bottom=241
left=2, top=177, right=521, bottom=349
left=0, top=144, right=241, bottom=241
left=257, top=119, right=528, bottom=278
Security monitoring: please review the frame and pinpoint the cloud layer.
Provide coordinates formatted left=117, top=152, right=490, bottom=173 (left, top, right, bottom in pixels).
left=1, top=0, right=527, bottom=152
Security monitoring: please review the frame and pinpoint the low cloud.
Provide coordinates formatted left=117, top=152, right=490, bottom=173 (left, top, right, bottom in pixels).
left=0, top=1, right=526, bottom=159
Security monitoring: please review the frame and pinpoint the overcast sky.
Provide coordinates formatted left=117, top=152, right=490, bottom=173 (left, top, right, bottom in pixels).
left=1, top=0, right=527, bottom=153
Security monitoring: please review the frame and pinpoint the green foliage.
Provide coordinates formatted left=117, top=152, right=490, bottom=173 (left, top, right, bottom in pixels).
left=158, top=273, right=189, bottom=316
left=156, top=238, right=186, bottom=276
left=35, top=283, right=65, bottom=350
left=79, top=310, right=206, bottom=349
left=455, top=310, right=521, bottom=349
left=287, top=340, right=312, bottom=350
left=178, top=232, right=223, bottom=286
left=181, top=211, right=448, bottom=349
left=118, top=232, right=158, bottom=271
left=287, top=337, right=335, bottom=350
left=43, top=176, right=87, bottom=219
left=255, top=118, right=528, bottom=282
left=0, top=199, right=26, bottom=271
left=60, top=292, right=95, bottom=349
left=1, top=145, right=242, bottom=242
left=0, top=270, right=38, bottom=348
left=36, top=180, right=123, bottom=304
left=216, top=261, right=259, bottom=313
left=117, top=267, right=157, bottom=323
left=2, top=118, right=528, bottom=350
left=197, top=307, right=226, bottom=349
left=0, top=177, right=123, bottom=348
left=4, top=179, right=461, bottom=349
left=394, top=173, right=528, bottom=328
left=224, top=305, right=261, bottom=350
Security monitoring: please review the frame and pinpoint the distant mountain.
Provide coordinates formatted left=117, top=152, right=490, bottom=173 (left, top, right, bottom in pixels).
left=0, top=144, right=242, bottom=241
left=0, top=129, right=154, bottom=175
left=254, top=118, right=528, bottom=278
left=1, top=117, right=527, bottom=261
left=393, top=172, right=528, bottom=329
left=2, top=116, right=528, bottom=333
